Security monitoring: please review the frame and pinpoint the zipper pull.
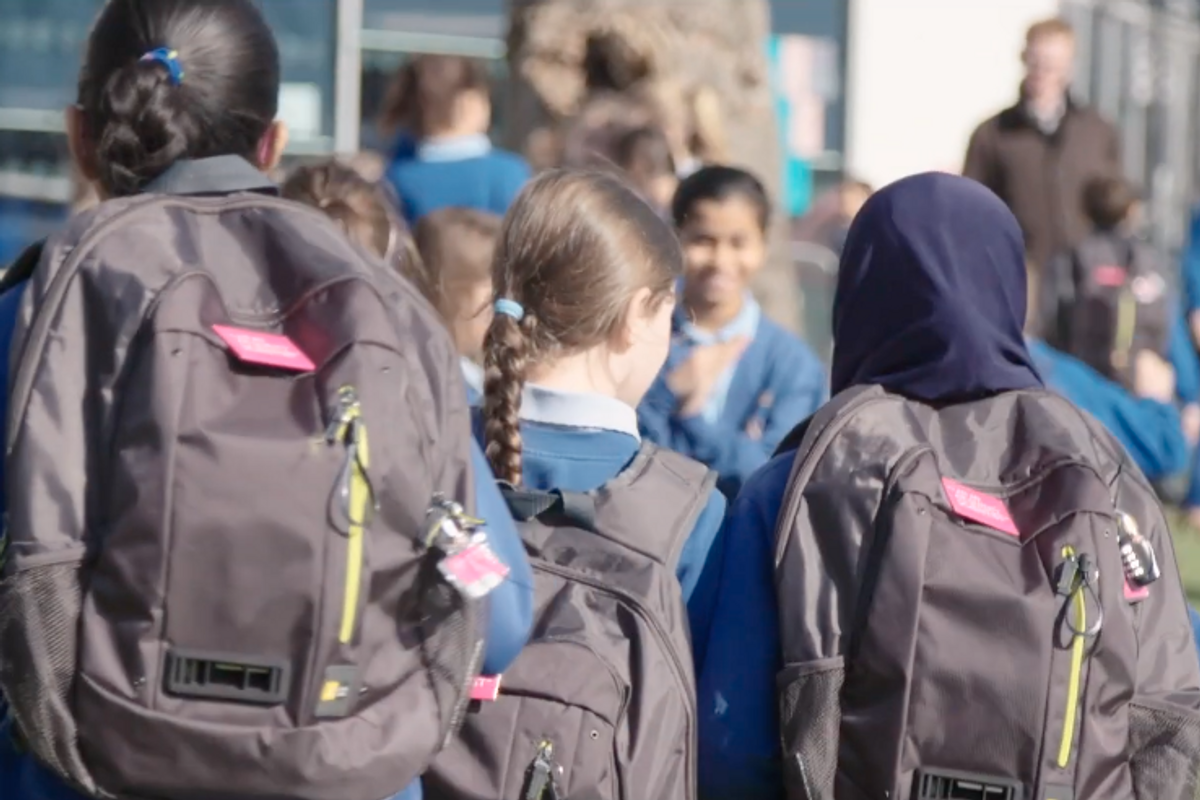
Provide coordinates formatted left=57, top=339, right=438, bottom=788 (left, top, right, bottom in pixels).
left=523, top=740, right=561, bottom=800
left=1055, top=555, right=1079, bottom=596
left=1065, top=552, right=1105, bottom=639
left=325, top=386, right=361, bottom=444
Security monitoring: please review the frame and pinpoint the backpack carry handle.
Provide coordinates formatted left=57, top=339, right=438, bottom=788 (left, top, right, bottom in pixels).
left=499, top=486, right=598, bottom=553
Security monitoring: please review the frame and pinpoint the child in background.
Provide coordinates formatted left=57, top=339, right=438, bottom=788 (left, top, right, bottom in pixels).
left=284, top=166, right=498, bottom=406
left=638, top=165, right=826, bottom=498
left=379, top=55, right=530, bottom=223
left=477, top=168, right=724, bottom=620
left=413, top=208, right=502, bottom=403
left=613, top=124, right=678, bottom=217
left=1039, top=175, right=1172, bottom=396
left=282, top=161, right=410, bottom=265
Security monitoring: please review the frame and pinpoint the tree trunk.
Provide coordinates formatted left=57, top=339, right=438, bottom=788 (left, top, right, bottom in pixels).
left=503, top=0, right=804, bottom=334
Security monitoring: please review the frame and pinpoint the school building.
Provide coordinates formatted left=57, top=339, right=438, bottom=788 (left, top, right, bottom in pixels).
left=0, top=0, right=1196, bottom=261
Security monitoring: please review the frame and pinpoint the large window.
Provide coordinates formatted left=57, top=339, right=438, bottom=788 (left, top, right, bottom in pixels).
left=360, top=0, right=506, bottom=152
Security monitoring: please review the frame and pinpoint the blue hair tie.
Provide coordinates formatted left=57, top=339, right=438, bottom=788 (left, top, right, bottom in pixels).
left=494, top=298, right=525, bottom=322
left=140, top=48, right=185, bottom=86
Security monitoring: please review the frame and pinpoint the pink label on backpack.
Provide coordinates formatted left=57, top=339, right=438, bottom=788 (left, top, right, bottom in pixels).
left=470, top=675, right=502, bottom=701
left=941, top=478, right=1019, bottom=537
left=212, top=325, right=315, bottom=372
left=1093, top=265, right=1127, bottom=287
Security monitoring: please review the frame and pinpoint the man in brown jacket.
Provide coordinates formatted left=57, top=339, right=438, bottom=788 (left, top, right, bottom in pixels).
left=964, top=18, right=1121, bottom=275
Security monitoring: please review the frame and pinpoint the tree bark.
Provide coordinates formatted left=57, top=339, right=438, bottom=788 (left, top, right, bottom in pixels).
left=503, top=0, right=804, bottom=334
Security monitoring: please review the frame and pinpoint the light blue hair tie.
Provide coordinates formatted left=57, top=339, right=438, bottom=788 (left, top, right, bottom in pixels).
left=140, top=48, right=185, bottom=86
left=494, top=298, right=525, bottom=322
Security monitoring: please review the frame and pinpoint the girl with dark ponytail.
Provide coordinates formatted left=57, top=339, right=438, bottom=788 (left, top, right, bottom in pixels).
left=69, top=0, right=287, bottom=198
left=478, top=167, right=724, bottom=608
left=0, top=4, right=532, bottom=800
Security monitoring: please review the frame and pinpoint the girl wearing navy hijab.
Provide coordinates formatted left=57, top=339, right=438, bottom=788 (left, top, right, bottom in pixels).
left=692, top=173, right=1046, bottom=798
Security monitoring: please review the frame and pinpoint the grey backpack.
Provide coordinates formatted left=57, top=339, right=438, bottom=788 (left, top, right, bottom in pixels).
left=425, top=443, right=714, bottom=800
left=0, top=192, right=486, bottom=800
left=773, top=384, right=1200, bottom=800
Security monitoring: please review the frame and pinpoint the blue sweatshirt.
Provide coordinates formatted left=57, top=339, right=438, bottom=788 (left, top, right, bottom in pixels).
left=638, top=302, right=826, bottom=499
left=695, top=445, right=791, bottom=799
left=471, top=384, right=726, bottom=649
left=1029, top=339, right=1189, bottom=482
left=0, top=157, right=534, bottom=800
left=386, top=134, right=530, bottom=224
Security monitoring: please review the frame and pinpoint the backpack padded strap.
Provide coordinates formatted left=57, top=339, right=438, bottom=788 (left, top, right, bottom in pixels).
left=591, top=442, right=719, bottom=569
left=498, top=444, right=718, bottom=569
left=0, top=241, right=43, bottom=295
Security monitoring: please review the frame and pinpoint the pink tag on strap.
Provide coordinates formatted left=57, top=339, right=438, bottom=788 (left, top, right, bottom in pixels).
left=941, top=478, right=1020, bottom=538
left=1123, top=578, right=1150, bottom=602
left=212, top=325, right=315, bottom=372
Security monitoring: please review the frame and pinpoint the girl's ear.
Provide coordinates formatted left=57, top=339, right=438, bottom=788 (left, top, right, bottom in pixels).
left=258, top=121, right=290, bottom=171
left=619, top=285, right=671, bottom=352
left=65, top=105, right=99, bottom=188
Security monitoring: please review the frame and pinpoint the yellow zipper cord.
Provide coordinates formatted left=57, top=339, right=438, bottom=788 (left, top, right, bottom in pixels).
left=1113, top=289, right=1136, bottom=371
left=1057, top=545, right=1087, bottom=768
left=337, top=394, right=370, bottom=644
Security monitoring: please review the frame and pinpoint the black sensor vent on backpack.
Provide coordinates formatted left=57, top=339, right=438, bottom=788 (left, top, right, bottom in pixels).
left=164, top=649, right=290, bottom=705
left=913, top=769, right=1022, bottom=800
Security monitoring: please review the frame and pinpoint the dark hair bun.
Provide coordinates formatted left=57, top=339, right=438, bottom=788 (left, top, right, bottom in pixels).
left=79, top=0, right=280, bottom=197
left=95, top=59, right=197, bottom=197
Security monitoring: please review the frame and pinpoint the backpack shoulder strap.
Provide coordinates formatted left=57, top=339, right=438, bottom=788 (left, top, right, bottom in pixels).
left=590, top=442, right=717, bottom=568
left=501, top=444, right=717, bottom=569
left=0, top=241, right=44, bottom=295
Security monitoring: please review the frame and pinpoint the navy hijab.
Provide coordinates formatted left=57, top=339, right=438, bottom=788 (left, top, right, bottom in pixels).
left=831, top=172, right=1043, bottom=402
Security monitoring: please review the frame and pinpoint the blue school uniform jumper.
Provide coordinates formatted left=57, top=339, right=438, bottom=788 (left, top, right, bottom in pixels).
left=0, top=157, right=535, bottom=800
left=638, top=295, right=827, bottom=499
left=386, top=134, right=530, bottom=224
left=471, top=383, right=727, bottom=658
left=1030, top=338, right=1190, bottom=483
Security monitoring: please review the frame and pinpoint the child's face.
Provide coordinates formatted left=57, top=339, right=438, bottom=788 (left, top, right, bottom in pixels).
left=679, top=196, right=767, bottom=312
left=451, top=280, right=494, bottom=363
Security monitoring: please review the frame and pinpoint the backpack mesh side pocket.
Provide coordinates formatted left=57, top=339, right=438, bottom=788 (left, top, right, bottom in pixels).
left=777, top=657, right=844, bottom=800
left=1128, top=699, right=1200, bottom=800
left=415, top=554, right=483, bottom=745
left=0, top=557, right=93, bottom=791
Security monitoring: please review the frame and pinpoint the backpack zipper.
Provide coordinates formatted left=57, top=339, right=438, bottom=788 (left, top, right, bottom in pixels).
left=532, top=560, right=695, bottom=800
left=1055, top=544, right=1093, bottom=770
left=325, top=386, right=373, bottom=644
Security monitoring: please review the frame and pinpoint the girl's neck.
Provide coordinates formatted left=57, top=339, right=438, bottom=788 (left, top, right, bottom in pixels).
left=527, top=352, right=619, bottom=399
left=424, top=123, right=486, bottom=142
left=685, top=293, right=745, bottom=333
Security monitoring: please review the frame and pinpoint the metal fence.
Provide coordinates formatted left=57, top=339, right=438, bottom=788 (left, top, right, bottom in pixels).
left=1063, top=0, right=1200, bottom=256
